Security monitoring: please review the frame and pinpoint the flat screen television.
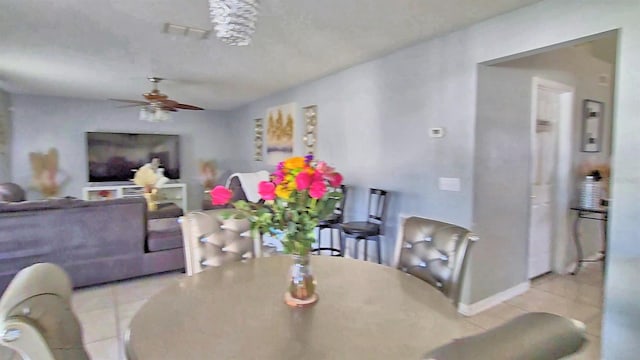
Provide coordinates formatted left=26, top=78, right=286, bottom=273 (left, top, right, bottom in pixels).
left=87, top=132, right=180, bottom=182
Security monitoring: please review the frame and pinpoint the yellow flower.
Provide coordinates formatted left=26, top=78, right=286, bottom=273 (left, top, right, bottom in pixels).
left=275, top=184, right=292, bottom=200
left=284, top=157, right=305, bottom=170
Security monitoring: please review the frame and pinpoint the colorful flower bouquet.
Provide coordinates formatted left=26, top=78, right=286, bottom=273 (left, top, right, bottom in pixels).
left=211, top=155, right=343, bottom=306
left=210, top=155, right=343, bottom=255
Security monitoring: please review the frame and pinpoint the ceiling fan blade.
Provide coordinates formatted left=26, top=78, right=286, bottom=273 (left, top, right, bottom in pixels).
left=159, top=99, right=179, bottom=107
left=109, top=98, right=149, bottom=105
left=159, top=99, right=203, bottom=110
left=116, top=104, right=148, bottom=108
left=174, top=103, right=204, bottom=110
left=161, top=106, right=178, bottom=112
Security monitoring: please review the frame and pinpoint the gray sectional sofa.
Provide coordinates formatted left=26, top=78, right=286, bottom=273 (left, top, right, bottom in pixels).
left=0, top=196, right=184, bottom=293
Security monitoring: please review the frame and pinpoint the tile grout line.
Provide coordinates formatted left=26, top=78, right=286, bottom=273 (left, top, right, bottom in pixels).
left=112, top=286, right=126, bottom=360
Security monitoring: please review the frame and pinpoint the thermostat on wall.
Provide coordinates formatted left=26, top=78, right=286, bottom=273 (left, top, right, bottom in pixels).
left=430, top=127, right=445, bottom=138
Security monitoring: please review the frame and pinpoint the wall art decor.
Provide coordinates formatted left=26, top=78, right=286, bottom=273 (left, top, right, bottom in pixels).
left=302, top=105, right=318, bottom=155
left=254, top=118, right=263, bottom=161
left=581, top=99, right=604, bottom=153
left=29, top=148, right=68, bottom=197
left=265, top=103, right=295, bottom=165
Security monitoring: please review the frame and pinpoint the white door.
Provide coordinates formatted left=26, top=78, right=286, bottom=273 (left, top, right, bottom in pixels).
left=528, top=85, right=560, bottom=278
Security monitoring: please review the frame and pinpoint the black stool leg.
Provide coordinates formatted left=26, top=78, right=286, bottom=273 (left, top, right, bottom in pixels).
left=316, top=227, right=321, bottom=253
left=352, top=237, right=357, bottom=259
left=340, top=230, right=346, bottom=257
left=330, top=227, right=334, bottom=252
left=363, top=237, right=368, bottom=261
left=376, top=236, right=381, bottom=264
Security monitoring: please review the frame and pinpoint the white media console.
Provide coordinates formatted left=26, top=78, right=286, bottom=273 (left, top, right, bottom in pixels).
left=82, top=183, right=187, bottom=210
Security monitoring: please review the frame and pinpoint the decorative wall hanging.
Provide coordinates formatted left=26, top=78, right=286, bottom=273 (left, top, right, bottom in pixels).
left=254, top=118, right=263, bottom=161
left=199, top=159, right=219, bottom=189
left=265, top=103, right=295, bottom=165
left=29, top=148, right=68, bottom=198
left=302, top=105, right=318, bottom=156
left=581, top=99, right=604, bottom=153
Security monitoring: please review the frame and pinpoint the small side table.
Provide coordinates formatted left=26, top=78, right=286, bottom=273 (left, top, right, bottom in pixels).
left=570, top=206, right=608, bottom=275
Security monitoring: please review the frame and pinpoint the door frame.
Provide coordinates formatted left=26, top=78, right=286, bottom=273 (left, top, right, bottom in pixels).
left=528, top=77, right=575, bottom=277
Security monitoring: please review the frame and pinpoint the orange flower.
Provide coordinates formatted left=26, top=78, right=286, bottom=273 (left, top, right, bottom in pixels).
left=284, top=157, right=305, bottom=171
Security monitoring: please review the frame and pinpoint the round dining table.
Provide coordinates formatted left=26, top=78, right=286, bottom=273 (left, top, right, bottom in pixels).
left=127, top=256, right=481, bottom=359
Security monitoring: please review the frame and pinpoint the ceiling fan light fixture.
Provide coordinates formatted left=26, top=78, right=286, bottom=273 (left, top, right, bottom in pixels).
left=209, top=0, right=260, bottom=46
left=139, top=106, right=171, bottom=122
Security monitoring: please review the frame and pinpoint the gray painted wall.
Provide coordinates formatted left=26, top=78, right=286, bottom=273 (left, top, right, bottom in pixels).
left=0, top=90, right=10, bottom=182
left=474, top=65, right=532, bottom=302
left=474, top=45, right=614, bottom=303
left=9, top=94, right=234, bottom=210
left=226, top=1, right=639, bottom=357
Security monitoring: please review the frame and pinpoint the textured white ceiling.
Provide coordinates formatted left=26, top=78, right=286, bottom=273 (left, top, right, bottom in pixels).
left=0, top=0, right=541, bottom=110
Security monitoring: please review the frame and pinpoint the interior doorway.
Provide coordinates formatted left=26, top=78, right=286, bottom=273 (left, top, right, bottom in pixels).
left=473, top=29, right=618, bottom=294
left=528, top=78, right=574, bottom=279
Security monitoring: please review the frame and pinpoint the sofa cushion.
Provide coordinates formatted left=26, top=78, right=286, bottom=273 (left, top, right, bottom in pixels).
left=0, top=197, right=141, bottom=213
left=148, top=203, right=184, bottom=220
left=147, top=217, right=183, bottom=252
left=147, top=230, right=183, bottom=252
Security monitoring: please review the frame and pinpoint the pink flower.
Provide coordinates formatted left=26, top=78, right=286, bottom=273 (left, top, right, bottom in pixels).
left=309, top=181, right=327, bottom=199
left=295, top=172, right=313, bottom=190
left=272, top=170, right=284, bottom=185
left=327, top=172, right=343, bottom=188
left=211, top=185, right=232, bottom=205
left=316, top=161, right=335, bottom=175
left=258, top=181, right=276, bottom=200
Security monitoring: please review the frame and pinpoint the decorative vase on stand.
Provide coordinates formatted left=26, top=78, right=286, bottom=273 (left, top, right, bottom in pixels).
left=284, top=253, right=318, bottom=307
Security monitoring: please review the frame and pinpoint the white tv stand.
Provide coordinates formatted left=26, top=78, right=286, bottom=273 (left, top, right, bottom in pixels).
left=82, top=183, right=187, bottom=210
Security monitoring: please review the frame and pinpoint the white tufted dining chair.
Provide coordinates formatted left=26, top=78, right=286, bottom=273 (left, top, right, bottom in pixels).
left=0, top=263, right=89, bottom=360
left=423, top=312, right=587, bottom=359
left=180, top=209, right=276, bottom=276
left=393, top=216, right=478, bottom=306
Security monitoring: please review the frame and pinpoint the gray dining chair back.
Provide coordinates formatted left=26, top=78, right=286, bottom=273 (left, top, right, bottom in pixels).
left=423, top=312, right=587, bottom=360
left=0, top=263, right=89, bottom=360
left=393, top=216, right=478, bottom=305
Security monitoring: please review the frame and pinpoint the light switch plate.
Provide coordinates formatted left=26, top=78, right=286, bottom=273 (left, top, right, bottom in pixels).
left=439, top=177, right=461, bottom=192
left=430, top=127, right=445, bottom=138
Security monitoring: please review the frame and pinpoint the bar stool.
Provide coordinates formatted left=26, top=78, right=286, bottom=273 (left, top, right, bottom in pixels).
left=340, top=188, right=387, bottom=263
left=311, top=185, right=347, bottom=256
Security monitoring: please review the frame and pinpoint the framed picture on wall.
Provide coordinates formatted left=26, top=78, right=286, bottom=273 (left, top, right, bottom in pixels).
left=581, top=99, right=604, bottom=153
left=265, top=103, right=296, bottom=165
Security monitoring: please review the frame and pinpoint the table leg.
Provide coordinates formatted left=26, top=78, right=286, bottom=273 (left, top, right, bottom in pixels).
left=571, top=214, right=584, bottom=275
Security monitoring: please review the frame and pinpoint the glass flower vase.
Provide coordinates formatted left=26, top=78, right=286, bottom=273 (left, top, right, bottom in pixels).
left=284, top=254, right=318, bottom=307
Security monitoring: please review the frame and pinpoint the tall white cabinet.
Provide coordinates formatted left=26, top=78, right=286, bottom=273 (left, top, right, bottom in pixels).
left=82, top=183, right=187, bottom=210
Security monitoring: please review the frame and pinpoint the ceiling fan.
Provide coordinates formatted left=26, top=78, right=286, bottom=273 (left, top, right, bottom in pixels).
left=110, top=77, right=203, bottom=121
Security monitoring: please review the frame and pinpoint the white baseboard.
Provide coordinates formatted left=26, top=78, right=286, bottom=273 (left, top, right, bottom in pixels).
left=457, top=281, right=530, bottom=316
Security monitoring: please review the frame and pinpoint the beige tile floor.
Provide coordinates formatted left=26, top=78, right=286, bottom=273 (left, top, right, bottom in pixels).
left=0, top=262, right=603, bottom=359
